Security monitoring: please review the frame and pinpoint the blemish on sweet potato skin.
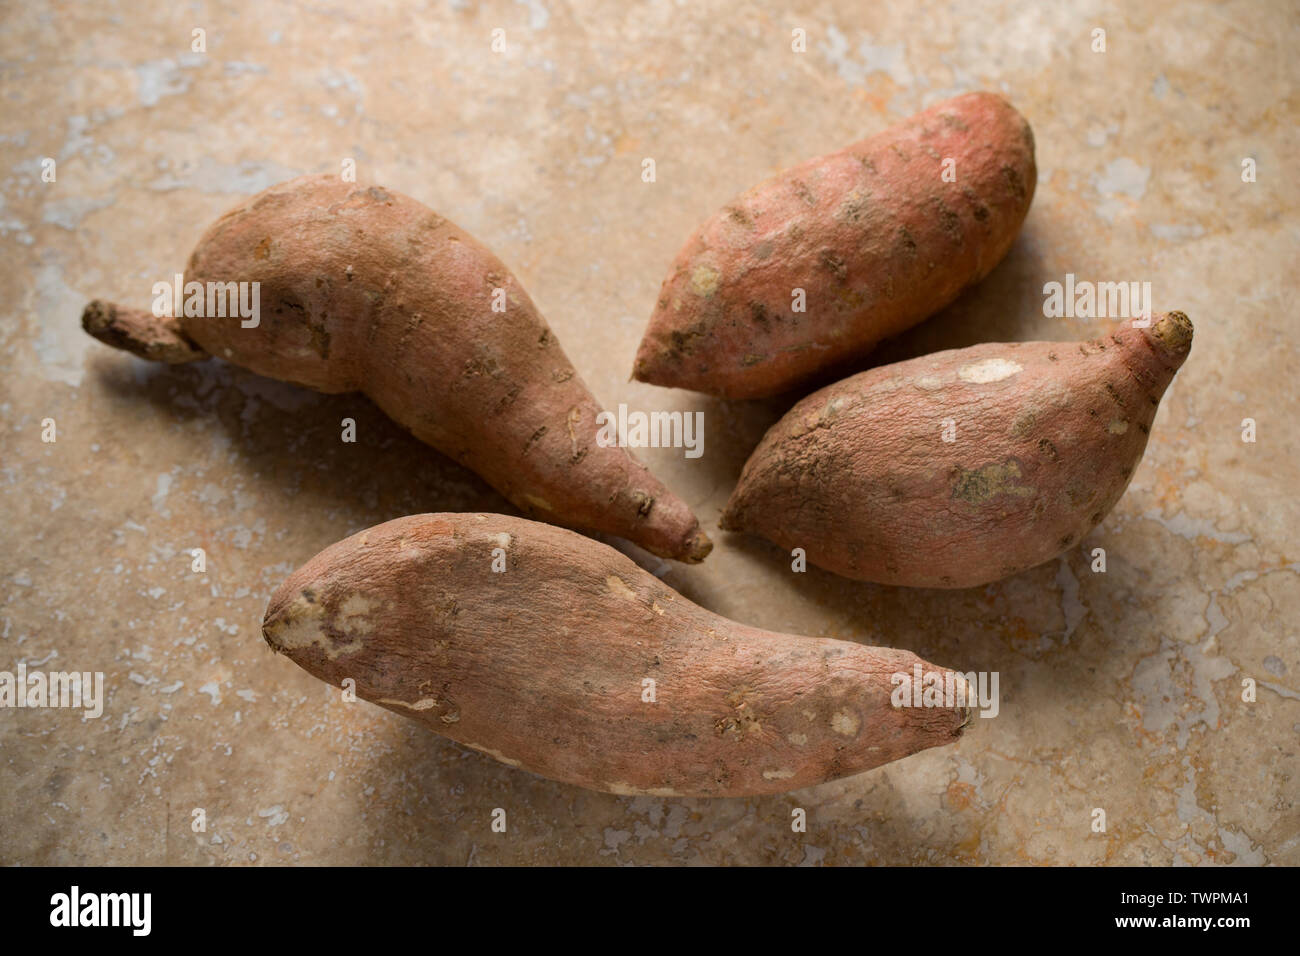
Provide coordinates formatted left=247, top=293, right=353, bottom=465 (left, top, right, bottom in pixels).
left=951, top=459, right=1035, bottom=504
left=634, top=92, right=1037, bottom=398
left=721, top=314, right=1193, bottom=588
left=262, top=513, right=970, bottom=797
left=81, top=175, right=710, bottom=564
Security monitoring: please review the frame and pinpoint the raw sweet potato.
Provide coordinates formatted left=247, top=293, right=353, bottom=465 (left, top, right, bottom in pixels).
left=81, top=175, right=709, bottom=562
left=634, top=92, right=1036, bottom=398
left=721, top=313, right=1193, bottom=588
left=262, top=513, right=971, bottom=796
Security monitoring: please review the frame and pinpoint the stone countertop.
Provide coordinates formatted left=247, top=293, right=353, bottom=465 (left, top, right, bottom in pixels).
left=1, top=0, right=1295, bottom=865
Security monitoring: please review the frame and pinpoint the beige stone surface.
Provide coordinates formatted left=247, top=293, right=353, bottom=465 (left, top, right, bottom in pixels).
left=1, top=0, right=1296, bottom=865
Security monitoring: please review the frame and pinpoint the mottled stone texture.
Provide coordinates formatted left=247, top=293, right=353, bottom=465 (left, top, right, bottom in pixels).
left=1, top=0, right=1295, bottom=865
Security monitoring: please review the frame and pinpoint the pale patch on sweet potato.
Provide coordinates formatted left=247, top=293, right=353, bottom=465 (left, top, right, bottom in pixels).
left=605, top=575, right=637, bottom=600
left=379, top=697, right=440, bottom=711
left=958, top=357, right=1023, bottom=383
left=605, top=782, right=684, bottom=797
left=831, top=710, right=860, bottom=737
left=263, top=592, right=364, bottom=661
left=951, top=460, right=1036, bottom=504
left=690, top=265, right=721, bottom=297
left=338, top=594, right=376, bottom=634
left=465, top=743, right=522, bottom=768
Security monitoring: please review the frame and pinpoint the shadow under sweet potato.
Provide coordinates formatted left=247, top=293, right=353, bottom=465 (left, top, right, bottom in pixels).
left=88, top=351, right=515, bottom=537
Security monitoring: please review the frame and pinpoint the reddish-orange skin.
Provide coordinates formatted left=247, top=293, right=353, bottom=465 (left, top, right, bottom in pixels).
left=634, top=92, right=1037, bottom=398
left=263, top=513, right=971, bottom=797
left=722, top=314, right=1193, bottom=588
left=81, top=176, right=709, bottom=563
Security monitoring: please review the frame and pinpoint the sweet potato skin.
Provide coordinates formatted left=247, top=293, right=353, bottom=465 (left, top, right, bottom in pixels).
left=722, top=313, right=1193, bottom=588
left=262, top=513, right=970, bottom=797
left=83, top=176, right=709, bottom=563
left=634, top=92, right=1036, bottom=398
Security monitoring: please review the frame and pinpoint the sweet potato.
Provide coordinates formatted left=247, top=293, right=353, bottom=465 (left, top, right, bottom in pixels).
left=634, top=92, right=1036, bottom=398
left=81, top=175, right=709, bottom=562
left=721, top=313, right=1193, bottom=588
left=262, top=513, right=971, bottom=796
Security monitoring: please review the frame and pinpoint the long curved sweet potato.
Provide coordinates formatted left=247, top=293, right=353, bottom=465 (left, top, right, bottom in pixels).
left=634, top=92, right=1036, bottom=398
left=262, top=513, right=971, bottom=796
left=81, top=175, right=709, bottom=562
left=722, top=313, right=1193, bottom=587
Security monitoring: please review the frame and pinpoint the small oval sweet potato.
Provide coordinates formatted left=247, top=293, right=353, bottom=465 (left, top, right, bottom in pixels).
left=634, top=92, right=1036, bottom=398
left=82, top=175, right=709, bottom=563
left=262, top=513, right=971, bottom=796
left=721, top=313, right=1193, bottom=587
